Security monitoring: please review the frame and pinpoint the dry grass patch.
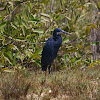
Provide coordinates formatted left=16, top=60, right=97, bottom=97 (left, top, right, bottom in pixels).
left=0, top=66, right=99, bottom=100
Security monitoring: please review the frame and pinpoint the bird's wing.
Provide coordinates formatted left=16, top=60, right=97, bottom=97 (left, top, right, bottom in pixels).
left=41, top=38, right=54, bottom=65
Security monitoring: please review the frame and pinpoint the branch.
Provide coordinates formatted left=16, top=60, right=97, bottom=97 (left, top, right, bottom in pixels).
left=3, top=1, right=29, bottom=20
left=4, top=5, right=18, bottom=20
left=65, top=34, right=90, bottom=44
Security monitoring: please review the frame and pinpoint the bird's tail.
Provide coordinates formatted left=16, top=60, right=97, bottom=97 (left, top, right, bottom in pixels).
left=41, top=65, right=47, bottom=71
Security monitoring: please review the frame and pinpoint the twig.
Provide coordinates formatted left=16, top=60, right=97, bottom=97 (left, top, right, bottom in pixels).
left=65, top=34, right=90, bottom=44
left=3, top=1, right=29, bottom=20
left=0, top=7, right=6, bottom=11
left=4, top=5, right=18, bottom=20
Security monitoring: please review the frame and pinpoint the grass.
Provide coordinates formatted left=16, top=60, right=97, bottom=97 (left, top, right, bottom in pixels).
left=0, top=66, right=100, bottom=100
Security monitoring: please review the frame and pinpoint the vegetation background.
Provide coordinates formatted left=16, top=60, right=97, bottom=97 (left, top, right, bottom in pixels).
left=0, top=0, right=100, bottom=100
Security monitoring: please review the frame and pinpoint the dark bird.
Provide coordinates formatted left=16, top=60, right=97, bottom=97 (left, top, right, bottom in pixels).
left=41, top=28, right=70, bottom=74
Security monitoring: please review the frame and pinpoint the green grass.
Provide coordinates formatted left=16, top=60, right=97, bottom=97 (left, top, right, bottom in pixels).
left=0, top=66, right=100, bottom=100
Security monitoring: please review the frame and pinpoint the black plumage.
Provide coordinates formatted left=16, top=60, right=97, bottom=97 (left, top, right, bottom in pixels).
left=41, top=28, right=70, bottom=73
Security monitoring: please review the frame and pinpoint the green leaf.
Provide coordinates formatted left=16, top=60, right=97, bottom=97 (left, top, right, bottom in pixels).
left=0, top=63, right=4, bottom=68
left=85, top=26, right=90, bottom=34
left=1, top=68, right=8, bottom=72
left=22, top=20, right=28, bottom=28
left=75, top=57, right=81, bottom=63
left=98, top=12, right=100, bottom=14
left=4, top=69, right=15, bottom=73
left=29, top=15, right=40, bottom=22
left=18, top=15, right=21, bottom=25
left=31, top=47, right=43, bottom=59
left=66, top=49, right=77, bottom=53
left=65, top=16, right=71, bottom=21
left=33, top=29, right=44, bottom=33
left=3, top=52, right=12, bottom=65
left=29, top=20, right=40, bottom=23
left=88, top=62, right=95, bottom=68
left=0, top=17, right=4, bottom=21
left=75, top=14, right=80, bottom=23
left=62, top=38, right=70, bottom=44
left=32, top=59, right=41, bottom=67
left=17, top=54, right=24, bottom=63
left=0, top=36, right=5, bottom=44
left=40, top=13, right=50, bottom=18
left=7, top=6, right=10, bottom=14
left=41, top=17, right=50, bottom=22
left=1, top=55, right=5, bottom=65
left=98, top=2, right=100, bottom=8
left=16, top=37, right=25, bottom=40
left=13, top=52, right=17, bottom=65
left=59, top=0, right=63, bottom=9
left=83, top=2, right=92, bottom=7
left=61, top=66, right=67, bottom=69
left=90, top=23, right=97, bottom=29
left=25, top=50, right=32, bottom=58
left=97, top=60, right=100, bottom=64
left=23, top=9, right=28, bottom=19
left=78, top=13, right=88, bottom=22
left=12, top=45, right=19, bottom=50
left=11, top=22, right=17, bottom=29
left=8, top=1, right=14, bottom=9
left=11, top=49, right=13, bottom=60
left=90, top=42, right=99, bottom=46
left=71, top=0, right=78, bottom=6
left=70, top=58, right=76, bottom=63
left=22, top=26, right=25, bottom=36
left=26, top=34, right=36, bottom=39
left=0, top=22, right=6, bottom=28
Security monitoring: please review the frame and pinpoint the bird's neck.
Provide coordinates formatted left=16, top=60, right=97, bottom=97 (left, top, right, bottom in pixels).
left=53, top=32, right=58, bottom=37
left=53, top=35, right=62, bottom=45
left=53, top=34, right=61, bottom=40
left=54, top=35, right=62, bottom=54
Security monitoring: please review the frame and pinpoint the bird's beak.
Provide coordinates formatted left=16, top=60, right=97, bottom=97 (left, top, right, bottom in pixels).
left=61, top=30, right=71, bottom=35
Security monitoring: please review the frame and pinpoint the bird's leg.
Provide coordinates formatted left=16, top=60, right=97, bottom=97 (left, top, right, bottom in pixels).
left=45, top=71, right=47, bottom=81
left=48, top=64, right=51, bottom=74
left=54, top=60, right=56, bottom=72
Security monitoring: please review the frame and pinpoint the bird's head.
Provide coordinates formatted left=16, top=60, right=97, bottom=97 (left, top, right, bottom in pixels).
left=53, top=28, right=71, bottom=38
